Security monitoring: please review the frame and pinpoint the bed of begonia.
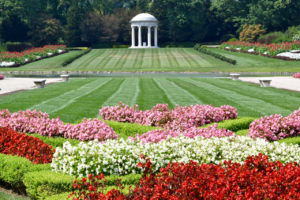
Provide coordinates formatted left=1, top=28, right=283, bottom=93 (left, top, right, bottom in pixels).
left=99, top=102, right=237, bottom=131
left=52, top=136, right=300, bottom=177
left=0, top=127, right=54, bottom=164
left=70, top=154, right=300, bottom=200
left=0, top=45, right=66, bottom=67
left=221, top=41, right=300, bottom=59
left=294, top=72, right=300, bottom=78
left=248, top=108, right=300, bottom=141
left=0, top=109, right=117, bottom=141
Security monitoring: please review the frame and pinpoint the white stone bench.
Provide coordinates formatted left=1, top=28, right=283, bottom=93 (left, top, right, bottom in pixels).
left=230, top=73, right=240, bottom=80
left=60, top=74, right=70, bottom=82
left=259, top=79, right=272, bottom=87
left=34, top=80, right=46, bottom=88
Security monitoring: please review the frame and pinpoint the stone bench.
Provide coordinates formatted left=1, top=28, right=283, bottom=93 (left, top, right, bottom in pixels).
left=34, top=80, right=46, bottom=88
left=60, top=74, right=70, bottom=82
left=230, top=73, right=240, bottom=80
left=259, top=79, right=272, bottom=87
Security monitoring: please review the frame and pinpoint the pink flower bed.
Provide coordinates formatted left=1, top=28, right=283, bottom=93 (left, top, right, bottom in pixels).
left=0, top=110, right=117, bottom=141
left=248, top=108, right=300, bottom=141
left=99, top=102, right=237, bottom=131
left=130, top=124, right=235, bottom=144
left=293, top=73, right=300, bottom=78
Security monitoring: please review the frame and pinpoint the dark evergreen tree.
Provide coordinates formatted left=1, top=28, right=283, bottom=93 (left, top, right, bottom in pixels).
left=65, top=1, right=83, bottom=46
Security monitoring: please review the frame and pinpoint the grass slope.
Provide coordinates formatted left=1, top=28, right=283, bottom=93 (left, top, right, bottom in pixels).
left=2, top=48, right=299, bottom=72
left=0, top=78, right=299, bottom=122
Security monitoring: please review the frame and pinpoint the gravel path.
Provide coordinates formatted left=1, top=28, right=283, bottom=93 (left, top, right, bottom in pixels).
left=239, top=77, right=300, bottom=92
left=0, top=78, right=62, bottom=95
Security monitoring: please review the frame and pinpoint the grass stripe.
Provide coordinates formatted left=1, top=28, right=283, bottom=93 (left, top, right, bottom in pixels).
left=158, top=49, right=170, bottom=67
left=152, top=49, right=161, bottom=69
left=123, top=49, right=139, bottom=69
left=137, top=78, right=172, bottom=110
left=154, top=78, right=203, bottom=106
left=102, top=78, right=140, bottom=107
left=0, top=79, right=95, bottom=112
left=205, top=78, right=300, bottom=111
left=29, top=78, right=112, bottom=114
left=141, top=49, right=152, bottom=68
left=185, top=78, right=292, bottom=116
left=52, top=78, right=125, bottom=122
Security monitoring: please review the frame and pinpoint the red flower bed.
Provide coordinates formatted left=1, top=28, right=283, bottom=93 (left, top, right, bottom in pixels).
left=293, top=73, right=300, bottom=78
left=0, top=127, right=54, bottom=164
left=69, top=154, right=300, bottom=200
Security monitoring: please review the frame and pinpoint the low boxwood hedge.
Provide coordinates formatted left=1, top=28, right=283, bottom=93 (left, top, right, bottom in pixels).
left=194, top=44, right=237, bottom=65
left=202, top=117, right=256, bottom=132
left=0, top=154, right=50, bottom=193
left=23, top=170, right=75, bottom=200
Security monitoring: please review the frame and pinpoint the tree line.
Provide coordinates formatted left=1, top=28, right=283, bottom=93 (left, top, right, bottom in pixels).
left=0, top=0, right=300, bottom=47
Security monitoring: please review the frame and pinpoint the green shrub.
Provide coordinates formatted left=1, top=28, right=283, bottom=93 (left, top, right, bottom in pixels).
left=45, top=192, right=69, bottom=200
left=227, top=38, right=238, bottom=42
left=202, top=117, right=256, bottom=132
left=194, top=44, right=237, bottom=65
left=105, top=120, right=158, bottom=139
left=0, top=154, right=48, bottom=193
left=62, top=48, right=91, bottom=66
left=23, top=170, right=75, bottom=200
left=104, top=185, right=134, bottom=195
left=29, top=134, right=81, bottom=148
left=6, top=42, right=33, bottom=52
left=278, top=136, right=300, bottom=146
left=257, top=32, right=290, bottom=44
left=113, top=45, right=130, bottom=48
left=105, top=174, right=142, bottom=186
left=236, top=129, right=249, bottom=136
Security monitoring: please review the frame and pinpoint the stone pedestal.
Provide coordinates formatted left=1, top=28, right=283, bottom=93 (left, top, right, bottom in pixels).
left=60, top=74, right=70, bottom=82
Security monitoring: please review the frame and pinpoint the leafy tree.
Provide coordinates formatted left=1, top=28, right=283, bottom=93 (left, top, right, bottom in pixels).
left=29, top=15, right=62, bottom=46
left=65, top=2, right=83, bottom=46
left=0, top=14, right=29, bottom=42
left=80, top=11, right=102, bottom=45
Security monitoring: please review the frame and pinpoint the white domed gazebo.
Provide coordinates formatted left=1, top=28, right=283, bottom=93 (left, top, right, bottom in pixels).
left=130, top=13, right=159, bottom=48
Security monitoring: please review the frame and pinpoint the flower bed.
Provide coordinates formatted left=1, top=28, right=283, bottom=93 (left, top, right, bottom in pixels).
left=51, top=136, right=300, bottom=177
left=0, top=127, right=54, bottom=164
left=99, top=102, right=237, bottom=131
left=0, top=45, right=66, bottom=67
left=293, top=72, right=300, bottom=78
left=70, top=154, right=300, bottom=200
left=0, top=109, right=117, bottom=141
left=130, top=124, right=234, bottom=144
left=248, top=108, right=300, bottom=141
left=221, top=41, right=300, bottom=59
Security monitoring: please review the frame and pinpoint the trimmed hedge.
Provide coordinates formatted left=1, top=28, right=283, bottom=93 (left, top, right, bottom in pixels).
left=278, top=136, right=300, bottom=146
left=202, top=117, right=256, bottom=132
left=104, top=120, right=158, bottom=139
left=105, top=174, right=142, bottom=186
left=0, top=154, right=50, bottom=193
left=29, top=133, right=81, bottom=149
left=194, top=44, right=237, bottom=65
left=23, top=170, right=75, bottom=200
left=6, top=42, right=33, bottom=52
left=62, top=48, right=92, bottom=66
left=236, top=129, right=249, bottom=136
left=45, top=192, right=69, bottom=200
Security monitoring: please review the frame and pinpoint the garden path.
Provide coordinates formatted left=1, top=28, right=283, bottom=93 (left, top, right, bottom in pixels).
left=240, top=77, right=300, bottom=92
left=0, top=78, right=61, bottom=95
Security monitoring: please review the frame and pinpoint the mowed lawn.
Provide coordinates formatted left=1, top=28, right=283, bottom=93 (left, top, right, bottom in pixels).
left=1, top=48, right=299, bottom=72
left=0, top=78, right=299, bottom=122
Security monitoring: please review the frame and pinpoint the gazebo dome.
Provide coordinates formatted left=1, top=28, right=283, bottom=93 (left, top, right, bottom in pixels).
left=131, top=13, right=158, bottom=23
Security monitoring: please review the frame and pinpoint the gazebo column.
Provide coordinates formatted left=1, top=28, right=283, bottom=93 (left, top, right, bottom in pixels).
left=138, top=25, right=142, bottom=47
left=131, top=26, right=135, bottom=47
left=147, top=26, right=151, bottom=47
left=154, top=26, right=158, bottom=47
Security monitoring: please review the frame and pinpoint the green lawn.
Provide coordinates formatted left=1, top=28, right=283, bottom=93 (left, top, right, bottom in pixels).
left=0, top=77, right=299, bottom=123
left=0, top=191, right=29, bottom=200
left=1, top=48, right=299, bottom=72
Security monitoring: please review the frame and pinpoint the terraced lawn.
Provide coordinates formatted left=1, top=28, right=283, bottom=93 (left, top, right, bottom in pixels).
left=1, top=48, right=299, bottom=72
left=0, top=78, right=299, bottom=122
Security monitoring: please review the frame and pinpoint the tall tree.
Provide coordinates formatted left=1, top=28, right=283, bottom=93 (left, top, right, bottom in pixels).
left=65, top=1, right=83, bottom=46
